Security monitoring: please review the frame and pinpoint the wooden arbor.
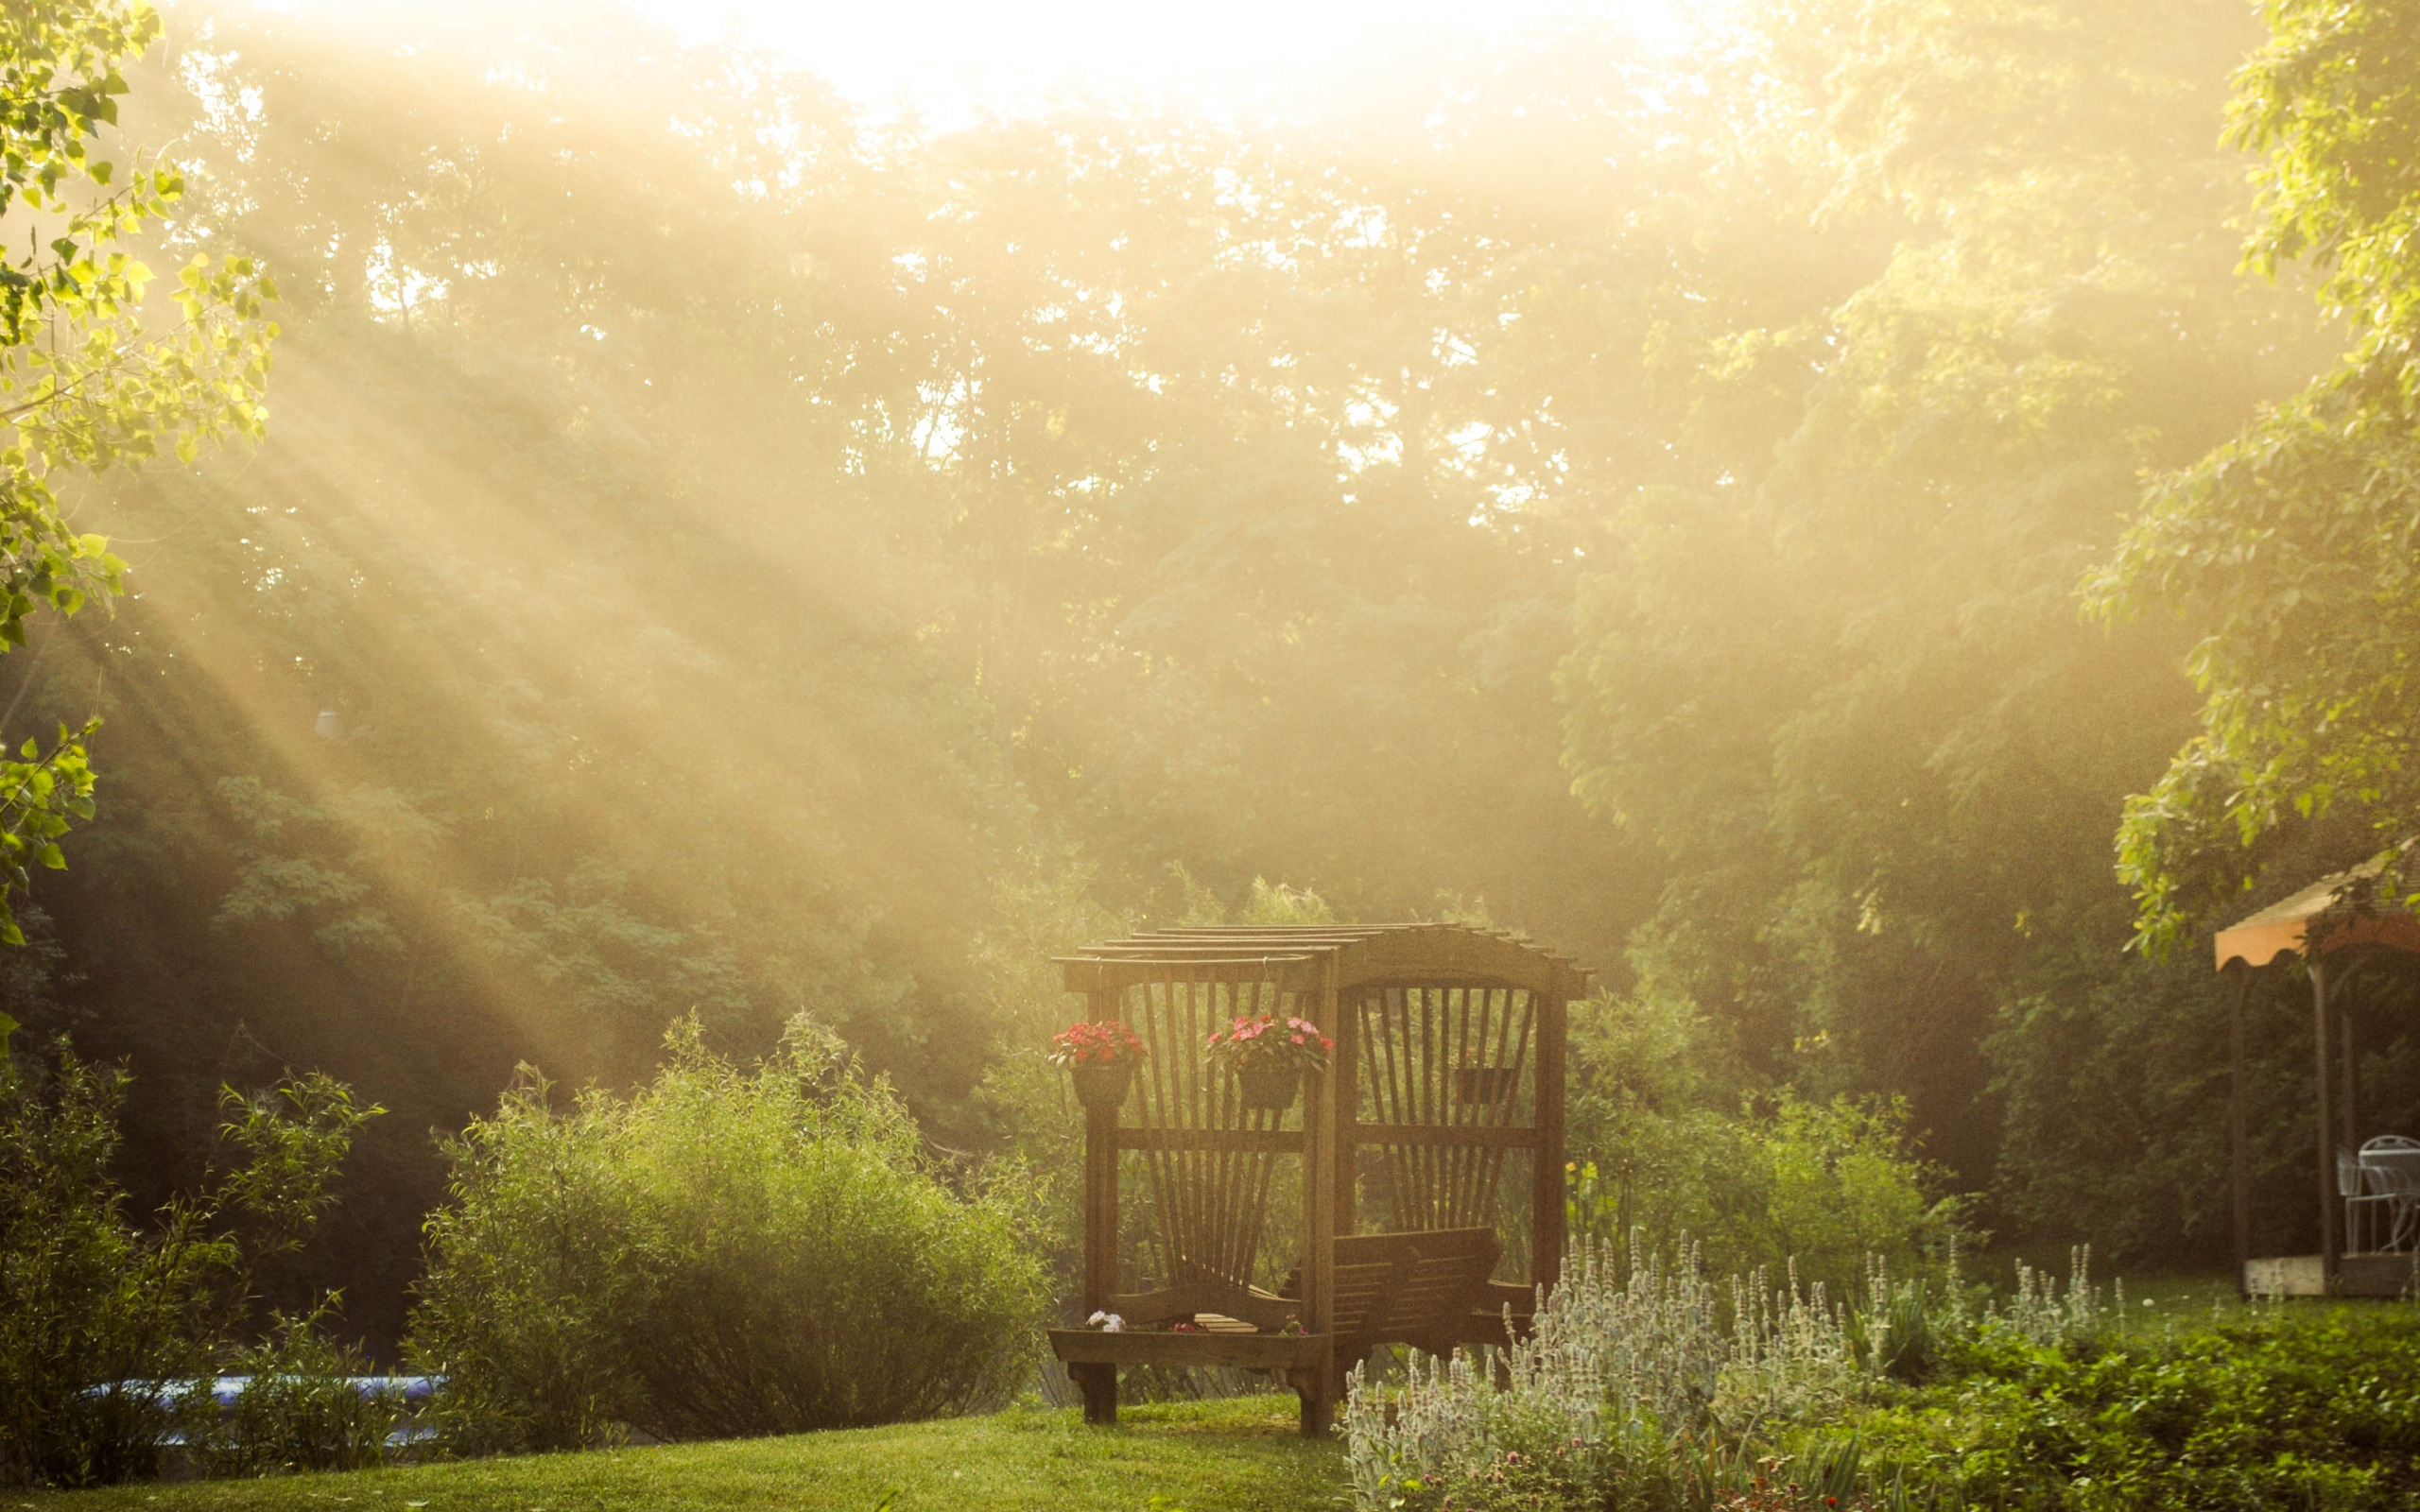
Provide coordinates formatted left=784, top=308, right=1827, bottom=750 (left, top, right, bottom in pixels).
left=1044, top=923, right=1590, bottom=1435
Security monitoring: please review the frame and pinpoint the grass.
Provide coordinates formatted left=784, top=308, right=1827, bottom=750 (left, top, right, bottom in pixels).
left=18, top=1398, right=1346, bottom=1512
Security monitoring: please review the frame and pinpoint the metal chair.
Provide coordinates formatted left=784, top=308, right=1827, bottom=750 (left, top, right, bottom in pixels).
left=2360, top=1137, right=2420, bottom=1251
left=2341, top=1150, right=2397, bottom=1253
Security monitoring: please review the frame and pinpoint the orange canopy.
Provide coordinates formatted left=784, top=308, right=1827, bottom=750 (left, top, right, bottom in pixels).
left=2213, top=857, right=2420, bottom=970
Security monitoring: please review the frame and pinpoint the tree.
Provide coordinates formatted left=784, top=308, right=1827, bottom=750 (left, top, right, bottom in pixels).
left=1557, top=0, right=2301, bottom=1182
left=2087, top=0, right=2420, bottom=944
left=0, top=0, right=275, bottom=963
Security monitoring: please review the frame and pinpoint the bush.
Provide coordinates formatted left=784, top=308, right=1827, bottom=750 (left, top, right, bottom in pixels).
left=409, top=1014, right=1050, bottom=1452
left=1346, top=1229, right=2420, bottom=1512
left=0, top=1041, right=226, bottom=1486
left=0, top=1042, right=375, bottom=1487
left=198, top=1304, right=401, bottom=1476
left=1849, top=1306, right=2420, bottom=1511
left=1568, top=993, right=1970, bottom=1305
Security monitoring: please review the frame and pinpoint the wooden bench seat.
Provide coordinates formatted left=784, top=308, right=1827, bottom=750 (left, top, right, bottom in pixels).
left=1047, top=1328, right=1327, bottom=1370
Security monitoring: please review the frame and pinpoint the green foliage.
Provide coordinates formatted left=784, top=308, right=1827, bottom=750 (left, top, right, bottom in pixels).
left=1977, top=954, right=2380, bottom=1268
left=1554, top=0, right=2294, bottom=1188
left=0, top=1042, right=224, bottom=1486
left=198, top=1300, right=400, bottom=1476
left=2088, top=0, right=2420, bottom=941
left=408, top=1014, right=1049, bottom=1452
left=404, top=1067, right=641, bottom=1455
left=0, top=1039, right=372, bottom=1487
left=1351, top=1239, right=2420, bottom=1512
left=0, top=0, right=277, bottom=944
left=2231, top=0, right=2420, bottom=363
left=1567, top=992, right=1966, bottom=1301
left=0, top=0, right=2390, bottom=1359
left=1849, top=1307, right=2420, bottom=1511
left=216, top=1073, right=382, bottom=1259
left=1345, top=1237, right=1935, bottom=1512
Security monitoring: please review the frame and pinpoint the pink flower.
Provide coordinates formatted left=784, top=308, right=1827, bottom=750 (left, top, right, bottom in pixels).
left=1202, top=1012, right=1331, bottom=1074
left=1050, top=1020, right=1145, bottom=1068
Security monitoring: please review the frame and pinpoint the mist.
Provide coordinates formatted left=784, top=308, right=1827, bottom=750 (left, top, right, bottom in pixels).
left=3, top=0, right=2391, bottom=1359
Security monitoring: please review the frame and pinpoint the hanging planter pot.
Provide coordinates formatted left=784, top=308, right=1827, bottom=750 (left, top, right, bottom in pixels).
left=1206, top=1013, right=1330, bottom=1115
left=1454, top=1067, right=1515, bottom=1105
left=1238, top=1063, right=1300, bottom=1111
left=1070, top=1058, right=1137, bottom=1110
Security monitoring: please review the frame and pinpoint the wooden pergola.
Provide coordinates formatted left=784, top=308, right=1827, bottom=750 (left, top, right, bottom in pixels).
left=2217, top=860, right=2420, bottom=1297
left=1044, top=922, right=1590, bottom=1435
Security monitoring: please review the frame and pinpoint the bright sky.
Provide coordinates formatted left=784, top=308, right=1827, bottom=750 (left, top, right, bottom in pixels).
left=247, top=0, right=1681, bottom=125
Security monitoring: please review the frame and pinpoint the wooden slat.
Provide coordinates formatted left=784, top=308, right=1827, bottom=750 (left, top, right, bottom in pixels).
left=1110, top=1279, right=1297, bottom=1330
left=1047, top=1329, right=1328, bottom=1370
left=1347, top=1122, right=1539, bottom=1147
left=1532, top=985, right=1568, bottom=1293
left=1056, top=954, right=1319, bottom=992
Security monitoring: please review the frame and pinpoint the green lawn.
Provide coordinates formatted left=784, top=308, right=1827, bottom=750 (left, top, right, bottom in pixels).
left=19, top=1399, right=1347, bottom=1512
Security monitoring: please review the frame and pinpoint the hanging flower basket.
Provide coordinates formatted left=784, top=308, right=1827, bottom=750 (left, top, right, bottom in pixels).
left=1238, top=1062, right=1301, bottom=1111
left=1050, top=1020, right=1146, bottom=1109
left=1070, top=1058, right=1137, bottom=1109
left=1206, top=1012, right=1331, bottom=1113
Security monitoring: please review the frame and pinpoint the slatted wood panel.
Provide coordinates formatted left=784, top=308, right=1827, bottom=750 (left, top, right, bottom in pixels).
left=1118, top=964, right=1305, bottom=1297
left=1050, top=924, right=1584, bottom=1437
left=1329, top=1228, right=1501, bottom=1349
left=1356, top=980, right=1534, bottom=1233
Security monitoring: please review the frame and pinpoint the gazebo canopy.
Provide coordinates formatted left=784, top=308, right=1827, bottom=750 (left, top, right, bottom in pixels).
left=2211, top=848, right=2420, bottom=1297
left=2213, top=854, right=2420, bottom=971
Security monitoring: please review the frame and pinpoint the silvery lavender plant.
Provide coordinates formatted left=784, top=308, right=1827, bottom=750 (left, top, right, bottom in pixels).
left=1343, top=1238, right=1870, bottom=1512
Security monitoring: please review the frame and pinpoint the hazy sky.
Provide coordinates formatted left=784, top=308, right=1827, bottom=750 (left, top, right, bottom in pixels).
left=243, top=0, right=1681, bottom=123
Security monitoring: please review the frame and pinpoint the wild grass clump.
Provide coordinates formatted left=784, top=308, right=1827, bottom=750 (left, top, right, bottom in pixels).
left=407, top=1014, right=1049, bottom=1452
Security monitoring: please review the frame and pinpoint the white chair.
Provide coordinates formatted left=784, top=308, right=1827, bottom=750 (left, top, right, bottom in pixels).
left=2342, top=1150, right=2397, bottom=1252
left=2360, top=1138, right=2420, bottom=1251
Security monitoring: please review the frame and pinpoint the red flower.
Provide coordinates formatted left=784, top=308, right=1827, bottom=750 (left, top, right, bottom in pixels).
left=1048, top=1020, right=1146, bottom=1068
left=1203, top=1012, right=1331, bottom=1074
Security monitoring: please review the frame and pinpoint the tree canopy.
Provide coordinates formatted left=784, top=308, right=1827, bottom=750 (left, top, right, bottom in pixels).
left=0, top=0, right=273, bottom=962
left=0, top=0, right=2406, bottom=1347
left=2089, top=0, right=2420, bottom=943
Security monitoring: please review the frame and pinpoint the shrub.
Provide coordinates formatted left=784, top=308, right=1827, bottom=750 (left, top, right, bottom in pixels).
left=1343, top=1231, right=2420, bottom=1512
left=1567, top=995, right=1969, bottom=1303
left=1346, top=1240, right=1868, bottom=1512
left=0, top=1044, right=226, bottom=1485
left=0, top=1041, right=375, bottom=1487
left=1847, top=1305, right=2420, bottom=1511
left=198, top=1303, right=401, bottom=1476
left=409, top=1013, right=1050, bottom=1451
